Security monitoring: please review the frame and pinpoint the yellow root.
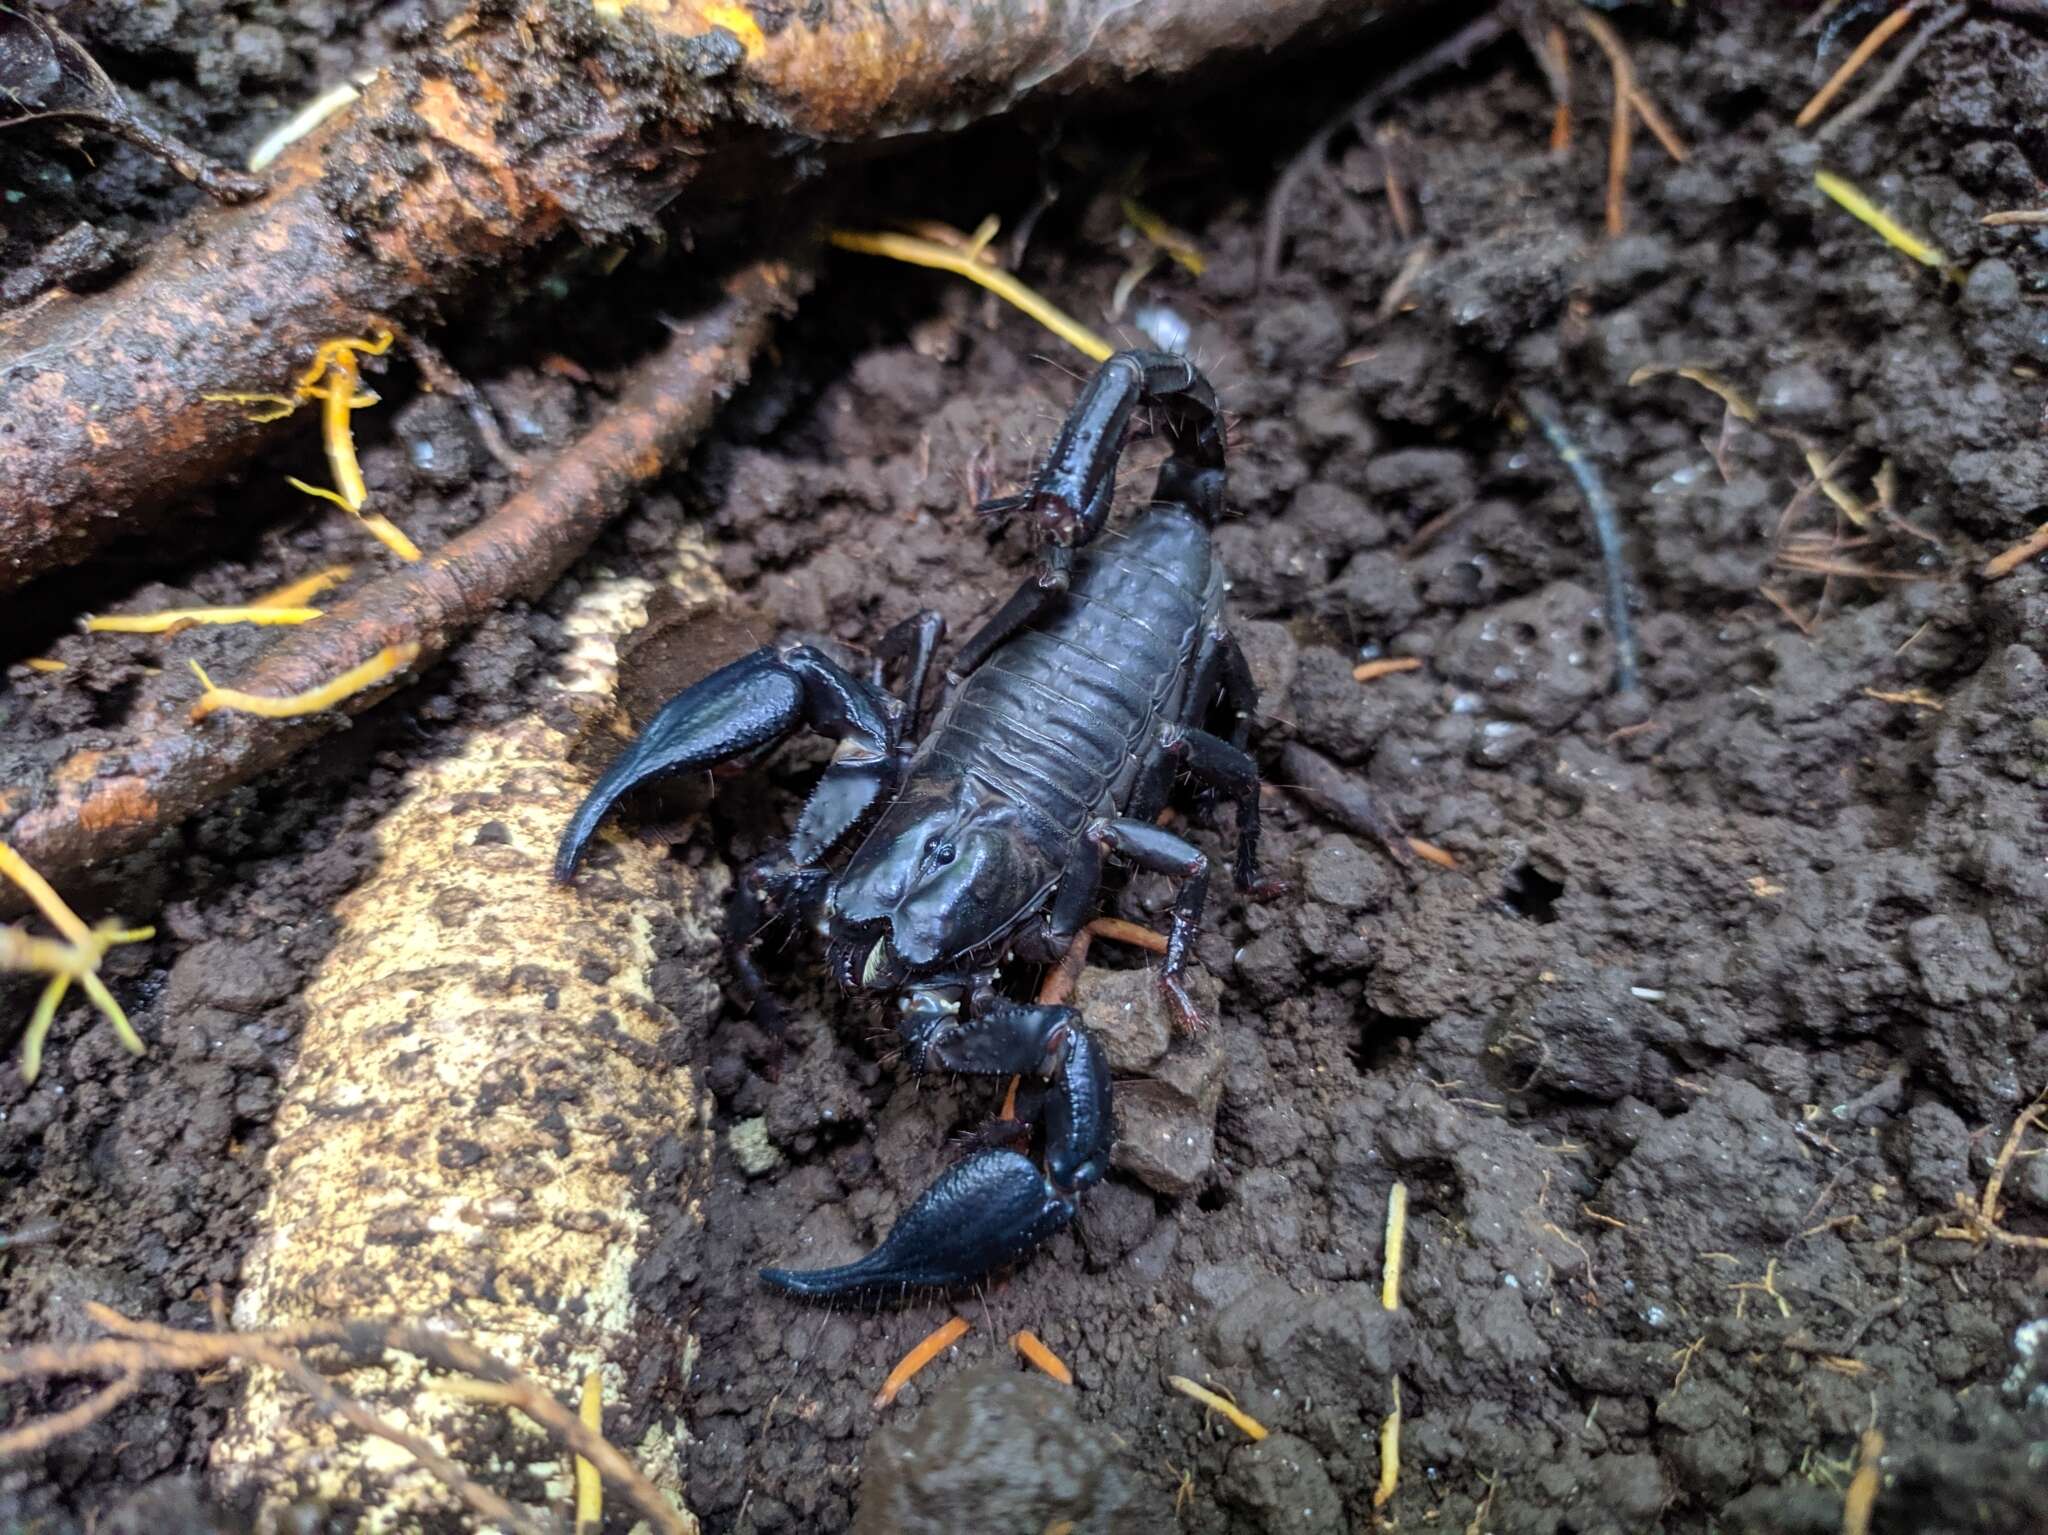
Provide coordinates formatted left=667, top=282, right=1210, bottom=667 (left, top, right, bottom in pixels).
left=828, top=228, right=1114, bottom=362
left=1382, top=1181, right=1409, bottom=1311
left=1842, top=1428, right=1883, bottom=1535
left=188, top=642, right=421, bottom=723
left=574, top=1369, right=603, bottom=1535
left=252, top=565, right=355, bottom=608
left=1372, top=1378, right=1402, bottom=1511
left=1166, top=1376, right=1268, bottom=1441
left=0, top=842, right=154, bottom=1082
left=209, top=330, right=419, bottom=559
left=84, top=606, right=322, bottom=634
left=1122, top=198, right=1207, bottom=275
left=1814, top=172, right=1947, bottom=270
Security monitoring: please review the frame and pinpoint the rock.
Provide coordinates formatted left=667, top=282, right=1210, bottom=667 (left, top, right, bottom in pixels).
left=1437, top=582, right=1608, bottom=732
left=855, top=1365, right=1144, bottom=1535
left=165, top=939, right=298, bottom=1017
left=1221, top=1432, right=1344, bottom=1534
left=1075, top=965, right=1173, bottom=1074
left=1899, top=1099, right=1970, bottom=1205
left=1299, top=833, right=1389, bottom=913
left=730, top=1118, right=783, bottom=1178
left=1908, top=914, right=2017, bottom=1007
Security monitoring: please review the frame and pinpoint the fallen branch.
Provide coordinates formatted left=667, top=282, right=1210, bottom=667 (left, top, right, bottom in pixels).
left=0, top=256, right=805, bottom=907
left=0, top=1303, right=690, bottom=1535
left=0, top=0, right=1384, bottom=592
left=205, top=558, right=725, bottom=1527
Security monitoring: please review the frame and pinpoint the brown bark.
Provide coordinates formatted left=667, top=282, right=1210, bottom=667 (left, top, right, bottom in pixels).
left=0, top=256, right=806, bottom=904
left=0, top=0, right=1388, bottom=592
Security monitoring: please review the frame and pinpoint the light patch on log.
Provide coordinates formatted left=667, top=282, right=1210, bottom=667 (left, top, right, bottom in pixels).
left=212, top=534, right=729, bottom=1532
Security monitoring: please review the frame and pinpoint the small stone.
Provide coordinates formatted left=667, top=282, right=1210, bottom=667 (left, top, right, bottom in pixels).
left=731, top=1118, right=783, bottom=1178
left=1221, top=1433, right=1344, bottom=1534
left=1756, top=362, right=1840, bottom=426
left=1300, top=834, right=1386, bottom=913
left=1962, top=258, right=2020, bottom=315
left=165, top=939, right=298, bottom=1017
left=1112, top=1031, right=1226, bottom=1198
left=1075, top=966, right=1172, bottom=1073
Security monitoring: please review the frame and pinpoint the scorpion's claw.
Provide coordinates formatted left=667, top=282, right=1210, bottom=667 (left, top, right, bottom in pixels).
left=764, top=1017, right=1113, bottom=1300
left=555, top=645, right=895, bottom=882
left=760, top=1149, right=1074, bottom=1298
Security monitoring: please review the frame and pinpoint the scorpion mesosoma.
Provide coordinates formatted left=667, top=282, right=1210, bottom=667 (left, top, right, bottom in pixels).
left=555, top=350, right=1275, bottom=1298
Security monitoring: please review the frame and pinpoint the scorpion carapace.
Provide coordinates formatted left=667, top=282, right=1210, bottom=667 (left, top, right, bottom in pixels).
left=556, top=350, right=1274, bottom=1298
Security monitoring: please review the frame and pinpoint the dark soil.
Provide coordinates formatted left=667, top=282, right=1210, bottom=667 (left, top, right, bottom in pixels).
left=5, top=2, right=2048, bottom=1532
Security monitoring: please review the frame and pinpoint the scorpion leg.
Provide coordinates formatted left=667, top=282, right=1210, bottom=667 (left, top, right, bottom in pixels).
left=1212, top=630, right=1259, bottom=753
left=761, top=999, right=1111, bottom=1297
left=1163, top=725, right=1280, bottom=896
left=1086, top=815, right=1212, bottom=1031
left=869, top=609, right=946, bottom=737
left=554, top=644, right=899, bottom=882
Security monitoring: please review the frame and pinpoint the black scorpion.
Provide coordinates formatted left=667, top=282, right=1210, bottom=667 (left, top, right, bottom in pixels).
left=555, top=351, right=1275, bottom=1297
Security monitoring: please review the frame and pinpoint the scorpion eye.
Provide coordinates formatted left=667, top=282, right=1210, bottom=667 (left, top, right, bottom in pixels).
left=927, top=841, right=956, bottom=867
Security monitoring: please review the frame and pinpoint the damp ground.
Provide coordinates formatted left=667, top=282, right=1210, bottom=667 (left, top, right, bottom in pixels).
left=3, top=3, right=2047, bottom=1532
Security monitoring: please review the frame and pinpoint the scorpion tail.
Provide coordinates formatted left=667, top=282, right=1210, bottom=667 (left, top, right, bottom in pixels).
left=760, top=1150, right=1074, bottom=1299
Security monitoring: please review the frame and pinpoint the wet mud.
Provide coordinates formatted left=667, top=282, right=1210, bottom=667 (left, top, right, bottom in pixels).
left=5, top=2, right=2048, bottom=1532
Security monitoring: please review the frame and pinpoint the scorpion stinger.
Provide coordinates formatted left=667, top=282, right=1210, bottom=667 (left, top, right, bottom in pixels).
left=559, top=350, right=1279, bottom=1299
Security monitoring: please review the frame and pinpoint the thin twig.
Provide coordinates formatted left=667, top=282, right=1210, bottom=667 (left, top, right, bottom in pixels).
left=1798, top=3, right=1920, bottom=127
left=0, top=1305, right=695, bottom=1535
left=1260, top=11, right=1510, bottom=285
left=1, top=257, right=807, bottom=907
left=1815, top=3, right=1967, bottom=142
left=1521, top=389, right=1641, bottom=693
left=1983, top=521, right=2048, bottom=579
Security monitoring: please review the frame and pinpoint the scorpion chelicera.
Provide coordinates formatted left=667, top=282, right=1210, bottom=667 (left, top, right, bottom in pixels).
left=555, top=350, right=1276, bottom=1298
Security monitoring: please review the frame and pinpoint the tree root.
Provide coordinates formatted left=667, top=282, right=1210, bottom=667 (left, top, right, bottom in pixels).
left=0, top=255, right=808, bottom=910
left=0, top=0, right=1385, bottom=593
left=0, top=1303, right=692, bottom=1535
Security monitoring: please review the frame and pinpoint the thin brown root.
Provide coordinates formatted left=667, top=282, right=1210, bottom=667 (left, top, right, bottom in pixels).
left=1259, top=12, right=1509, bottom=286
left=1983, top=521, right=2048, bottom=580
left=0, top=1306, right=692, bottom=1535
left=1572, top=8, right=1689, bottom=236
left=1797, top=4, right=1917, bottom=128
left=1815, top=3, right=1967, bottom=143
left=1935, top=1086, right=2048, bottom=1249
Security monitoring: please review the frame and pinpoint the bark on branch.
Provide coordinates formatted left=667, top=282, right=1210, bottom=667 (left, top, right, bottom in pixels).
left=0, top=255, right=806, bottom=902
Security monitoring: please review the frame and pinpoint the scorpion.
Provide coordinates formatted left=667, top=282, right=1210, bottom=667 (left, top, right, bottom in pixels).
left=555, top=350, right=1276, bottom=1298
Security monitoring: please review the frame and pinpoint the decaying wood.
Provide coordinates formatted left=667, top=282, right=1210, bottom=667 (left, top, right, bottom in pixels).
left=0, top=256, right=803, bottom=906
left=207, top=549, right=729, bottom=1529
left=0, top=0, right=1390, bottom=592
